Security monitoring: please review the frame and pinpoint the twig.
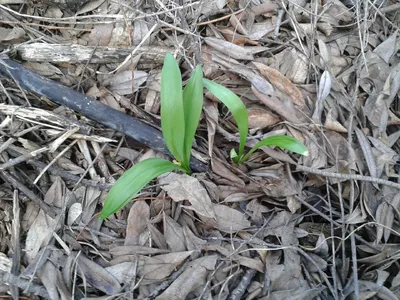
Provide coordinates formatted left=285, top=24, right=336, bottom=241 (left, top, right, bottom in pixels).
left=0, top=147, right=48, bottom=171
left=4, top=145, right=112, bottom=190
left=350, top=224, right=359, bottom=300
left=196, top=9, right=245, bottom=26
left=10, top=190, right=21, bottom=300
left=228, top=268, right=257, bottom=300
left=296, top=165, right=400, bottom=190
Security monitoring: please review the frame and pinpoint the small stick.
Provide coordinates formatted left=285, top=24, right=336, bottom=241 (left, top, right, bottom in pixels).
left=296, top=165, right=400, bottom=190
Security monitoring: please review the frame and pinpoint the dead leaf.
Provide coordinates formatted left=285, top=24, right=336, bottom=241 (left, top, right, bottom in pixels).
left=253, top=62, right=306, bottom=107
left=252, top=85, right=301, bottom=124
left=125, top=201, right=150, bottom=246
left=203, top=99, right=219, bottom=158
left=76, top=252, right=121, bottom=295
left=204, top=37, right=254, bottom=60
left=164, top=215, right=186, bottom=252
left=213, top=204, right=250, bottom=233
left=211, top=158, right=245, bottom=186
left=137, top=251, right=194, bottom=281
left=89, top=24, right=114, bottom=46
left=247, top=106, right=280, bottom=128
left=105, top=70, right=148, bottom=95
left=155, top=255, right=218, bottom=300
left=160, top=173, right=216, bottom=219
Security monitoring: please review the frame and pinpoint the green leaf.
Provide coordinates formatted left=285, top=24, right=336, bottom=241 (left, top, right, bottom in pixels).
left=182, top=65, right=203, bottom=171
left=203, top=79, right=248, bottom=161
left=241, top=135, right=309, bottom=162
left=99, top=158, right=182, bottom=220
left=161, top=53, right=185, bottom=164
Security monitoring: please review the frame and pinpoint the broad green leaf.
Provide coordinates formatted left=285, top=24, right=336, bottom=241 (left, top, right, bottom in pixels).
left=99, top=158, right=182, bottom=220
left=203, top=79, right=248, bottom=161
left=241, top=135, right=309, bottom=162
left=182, top=65, right=203, bottom=172
left=161, top=53, right=185, bottom=164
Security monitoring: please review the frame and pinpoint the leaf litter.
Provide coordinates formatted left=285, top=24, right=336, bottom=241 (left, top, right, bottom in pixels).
left=1, top=0, right=400, bottom=299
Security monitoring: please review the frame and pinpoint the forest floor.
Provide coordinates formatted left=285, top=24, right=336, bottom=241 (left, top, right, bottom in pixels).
left=1, top=0, right=400, bottom=299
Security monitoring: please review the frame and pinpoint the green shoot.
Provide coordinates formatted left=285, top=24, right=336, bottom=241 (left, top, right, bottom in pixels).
left=99, top=53, right=203, bottom=219
left=203, top=79, right=308, bottom=163
left=99, top=158, right=183, bottom=220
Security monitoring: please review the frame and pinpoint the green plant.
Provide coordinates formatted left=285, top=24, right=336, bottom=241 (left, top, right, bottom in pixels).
left=202, top=79, right=309, bottom=164
left=99, top=53, right=308, bottom=220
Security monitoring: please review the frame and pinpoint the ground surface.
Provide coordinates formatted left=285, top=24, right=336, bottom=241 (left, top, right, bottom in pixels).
left=0, top=0, right=400, bottom=299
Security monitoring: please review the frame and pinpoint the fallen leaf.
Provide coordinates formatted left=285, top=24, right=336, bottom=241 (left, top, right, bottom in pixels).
left=213, top=204, right=251, bottom=233
left=125, top=201, right=150, bottom=246
left=155, top=255, right=218, bottom=300
left=247, top=106, right=280, bottom=128
left=164, top=215, right=186, bottom=252
left=76, top=252, right=121, bottom=295
left=160, top=173, right=216, bottom=219
left=253, top=62, right=306, bottom=107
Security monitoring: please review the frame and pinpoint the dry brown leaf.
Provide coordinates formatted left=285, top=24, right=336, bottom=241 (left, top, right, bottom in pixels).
left=237, top=256, right=264, bottom=273
left=212, top=158, right=245, bottom=186
left=204, top=37, right=254, bottom=60
left=213, top=204, right=251, bottom=233
left=88, top=24, right=113, bottom=46
left=137, top=251, right=194, bottom=281
left=76, top=252, right=121, bottom=295
left=247, top=106, right=280, bottom=128
left=355, top=128, right=377, bottom=178
left=219, top=28, right=257, bottom=46
left=133, top=19, right=150, bottom=46
left=160, top=173, right=216, bottom=219
left=376, top=191, right=400, bottom=242
left=183, top=225, right=207, bottom=251
left=104, top=70, right=148, bottom=95
left=203, top=99, right=219, bottom=158
left=38, top=261, right=61, bottom=300
left=253, top=62, right=306, bottom=107
left=105, top=262, right=136, bottom=284
left=164, top=215, right=186, bottom=252
left=373, top=31, right=397, bottom=64
left=125, top=201, right=150, bottom=246
left=25, top=178, right=65, bottom=263
left=252, top=85, right=301, bottom=124
left=155, top=255, right=218, bottom=300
